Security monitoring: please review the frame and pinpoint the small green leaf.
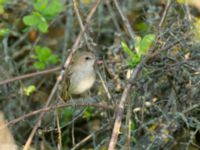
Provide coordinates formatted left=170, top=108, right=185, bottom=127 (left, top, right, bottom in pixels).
left=83, top=107, right=95, bottom=120
left=0, top=28, right=10, bottom=36
left=23, top=85, right=36, bottom=96
left=23, top=12, right=48, bottom=33
left=0, top=5, right=4, bottom=14
left=138, top=34, right=155, bottom=55
left=38, top=21, right=48, bottom=33
left=0, top=0, right=6, bottom=5
left=34, top=0, right=48, bottom=12
left=127, top=54, right=141, bottom=68
left=33, top=62, right=45, bottom=70
left=43, top=0, right=63, bottom=18
left=133, top=53, right=141, bottom=63
left=34, top=46, right=51, bottom=62
left=134, top=36, right=142, bottom=54
left=48, top=55, right=59, bottom=64
left=23, top=14, right=40, bottom=26
left=33, top=46, right=59, bottom=70
left=135, top=22, right=148, bottom=33
left=33, top=0, right=63, bottom=19
left=122, top=41, right=143, bottom=68
left=121, top=41, right=135, bottom=59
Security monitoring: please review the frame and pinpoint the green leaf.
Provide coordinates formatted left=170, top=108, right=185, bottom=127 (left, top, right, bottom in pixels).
left=127, top=54, right=141, bottom=68
left=33, top=0, right=63, bottom=19
left=33, top=62, right=45, bottom=70
left=0, top=5, right=4, bottom=14
left=34, top=0, right=48, bottom=13
left=33, top=46, right=59, bottom=70
left=23, top=14, right=40, bottom=26
left=43, top=0, right=63, bottom=18
left=134, top=36, right=142, bottom=54
left=0, top=28, right=10, bottom=36
left=38, top=20, right=48, bottom=33
left=48, top=55, right=59, bottom=64
left=133, top=53, right=141, bottom=63
left=23, top=12, right=48, bottom=33
left=0, top=0, right=6, bottom=5
left=23, top=85, right=36, bottom=96
left=23, top=0, right=63, bottom=33
left=138, top=34, right=155, bottom=55
left=121, top=41, right=143, bottom=68
left=83, top=107, right=95, bottom=120
left=121, top=41, right=135, bottom=59
left=35, top=46, right=51, bottom=62
left=135, top=22, right=148, bottom=33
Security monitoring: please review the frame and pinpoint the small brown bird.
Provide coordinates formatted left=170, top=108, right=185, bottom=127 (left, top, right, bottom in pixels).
left=60, top=51, right=96, bottom=100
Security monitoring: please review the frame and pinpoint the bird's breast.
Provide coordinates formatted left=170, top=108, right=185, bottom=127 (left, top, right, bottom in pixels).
left=69, top=69, right=95, bottom=95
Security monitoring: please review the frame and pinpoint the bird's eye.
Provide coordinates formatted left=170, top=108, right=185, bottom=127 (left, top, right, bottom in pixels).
left=85, top=57, right=91, bottom=60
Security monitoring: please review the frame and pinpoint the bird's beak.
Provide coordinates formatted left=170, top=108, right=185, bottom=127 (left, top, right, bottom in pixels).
left=95, top=54, right=99, bottom=64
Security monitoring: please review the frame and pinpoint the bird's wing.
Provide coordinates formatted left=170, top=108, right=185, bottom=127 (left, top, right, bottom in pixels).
left=59, top=68, right=73, bottom=101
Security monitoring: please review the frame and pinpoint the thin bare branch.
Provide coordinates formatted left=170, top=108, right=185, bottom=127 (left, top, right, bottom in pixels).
left=0, top=66, right=61, bottom=85
left=4, top=101, right=112, bottom=128
left=71, top=123, right=110, bottom=150
left=113, top=0, right=135, bottom=40
left=105, top=0, right=121, bottom=32
left=72, top=0, right=93, bottom=51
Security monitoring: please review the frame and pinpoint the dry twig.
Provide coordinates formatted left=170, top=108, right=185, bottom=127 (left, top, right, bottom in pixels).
left=3, top=101, right=112, bottom=128
left=113, top=0, right=135, bottom=40
left=0, top=67, right=61, bottom=85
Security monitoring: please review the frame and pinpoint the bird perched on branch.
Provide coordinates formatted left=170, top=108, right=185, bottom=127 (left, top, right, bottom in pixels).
left=60, top=51, right=96, bottom=100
